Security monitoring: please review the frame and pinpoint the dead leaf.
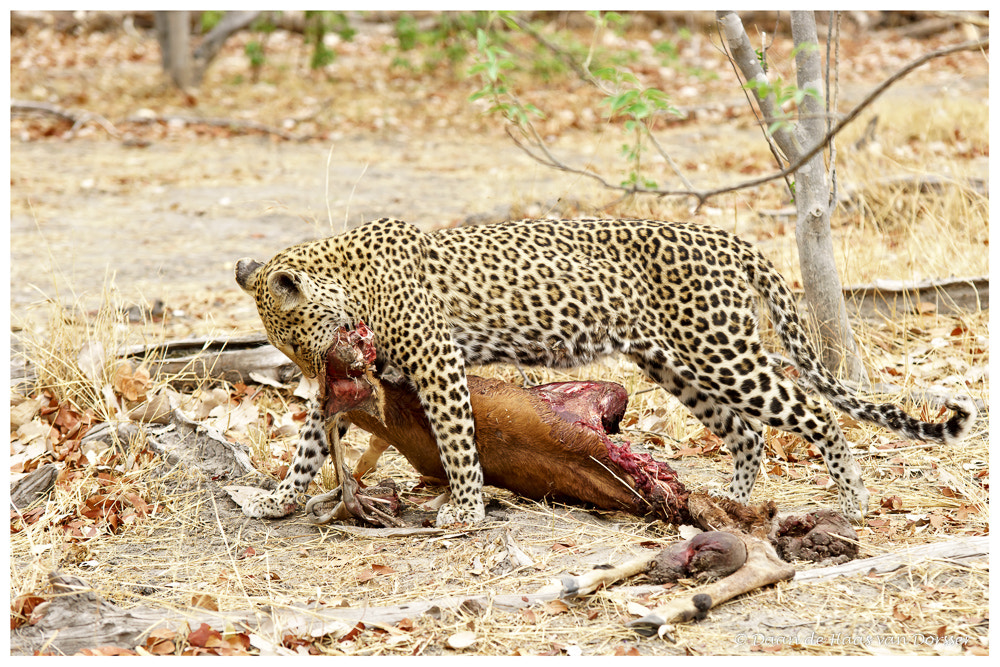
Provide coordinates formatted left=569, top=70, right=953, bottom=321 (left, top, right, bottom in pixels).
left=145, top=638, right=176, bottom=655
left=881, top=496, right=905, bottom=512
left=77, top=341, right=108, bottom=385
left=11, top=594, right=46, bottom=627
left=340, top=622, right=364, bottom=642
left=356, top=563, right=396, bottom=583
left=15, top=420, right=58, bottom=451
left=446, top=630, right=477, bottom=649
left=113, top=362, right=152, bottom=402
left=191, top=593, right=219, bottom=611
left=77, top=646, right=139, bottom=656
left=542, top=599, right=570, bottom=615
left=128, top=391, right=173, bottom=424
left=10, top=397, right=42, bottom=429
left=668, top=445, right=704, bottom=458
left=954, top=504, right=980, bottom=520
left=187, top=622, right=223, bottom=648
left=208, top=397, right=259, bottom=436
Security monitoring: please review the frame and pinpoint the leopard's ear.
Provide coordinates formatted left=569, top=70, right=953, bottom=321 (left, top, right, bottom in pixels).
left=235, top=258, right=264, bottom=294
left=267, top=270, right=312, bottom=311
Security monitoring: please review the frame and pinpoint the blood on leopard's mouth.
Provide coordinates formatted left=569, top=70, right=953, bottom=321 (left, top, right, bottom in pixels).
left=319, top=320, right=379, bottom=417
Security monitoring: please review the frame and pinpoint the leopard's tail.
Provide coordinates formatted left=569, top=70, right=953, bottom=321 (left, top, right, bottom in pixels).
left=737, top=239, right=976, bottom=445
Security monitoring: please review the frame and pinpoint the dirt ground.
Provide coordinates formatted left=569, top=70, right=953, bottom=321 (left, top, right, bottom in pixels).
left=8, top=12, right=990, bottom=656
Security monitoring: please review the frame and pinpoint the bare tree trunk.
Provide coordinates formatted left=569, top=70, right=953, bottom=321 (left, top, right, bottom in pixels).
left=718, top=10, right=868, bottom=385
left=155, top=11, right=193, bottom=89
left=154, top=10, right=261, bottom=89
left=788, top=12, right=867, bottom=383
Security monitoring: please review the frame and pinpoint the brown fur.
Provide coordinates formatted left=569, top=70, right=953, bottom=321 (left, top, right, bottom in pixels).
left=344, top=375, right=654, bottom=516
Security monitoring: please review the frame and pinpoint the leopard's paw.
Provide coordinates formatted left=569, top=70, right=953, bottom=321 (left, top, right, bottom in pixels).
left=434, top=498, right=486, bottom=527
left=242, top=488, right=298, bottom=519
left=837, top=485, right=869, bottom=525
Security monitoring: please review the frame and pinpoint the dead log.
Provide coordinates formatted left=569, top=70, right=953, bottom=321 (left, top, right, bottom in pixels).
left=15, top=536, right=984, bottom=654
left=10, top=463, right=59, bottom=510
left=11, top=99, right=121, bottom=139
left=124, top=113, right=310, bottom=141
left=793, top=535, right=988, bottom=582
left=11, top=572, right=217, bottom=656
left=841, top=275, right=988, bottom=319
left=122, top=334, right=298, bottom=388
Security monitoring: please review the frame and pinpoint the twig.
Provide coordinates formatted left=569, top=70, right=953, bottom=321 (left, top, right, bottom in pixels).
left=11, top=99, right=121, bottom=139
left=124, top=113, right=311, bottom=141
left=492, top=32, right=988, bottom=210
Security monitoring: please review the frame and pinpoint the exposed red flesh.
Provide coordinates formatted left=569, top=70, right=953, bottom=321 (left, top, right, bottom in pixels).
left=648, top=531, right=748, bottom=583
left=333, top=364, right=690, bottom=523
left=322, top=321, right=378, bottom=415
left=318, top=328, right=855, bottom=552
left=532, top=380, right=628, bottom=435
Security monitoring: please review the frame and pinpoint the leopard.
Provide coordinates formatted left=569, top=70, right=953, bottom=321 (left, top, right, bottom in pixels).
left=235, top=217, right=976, bottom=526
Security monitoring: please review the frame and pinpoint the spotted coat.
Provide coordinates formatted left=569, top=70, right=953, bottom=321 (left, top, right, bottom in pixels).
left=235, top=218, right=976, bottom=525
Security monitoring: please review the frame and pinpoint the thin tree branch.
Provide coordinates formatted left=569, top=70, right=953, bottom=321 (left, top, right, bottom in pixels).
left=698, top=35, right=989, bottom=204
left=494, top=29, right=988, bottom=210
left=123, top=113, right=310, bottom=141
left=11, top=100, right=121, bottom=139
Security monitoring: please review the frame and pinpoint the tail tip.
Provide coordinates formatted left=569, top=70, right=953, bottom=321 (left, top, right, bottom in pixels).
left=943, top=396, right=977, bottom=444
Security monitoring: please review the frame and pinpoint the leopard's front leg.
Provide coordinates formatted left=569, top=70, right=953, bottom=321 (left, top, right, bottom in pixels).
left=410, top=359, right=486, bottom=526
left=243, top=403, right=339, bottom=518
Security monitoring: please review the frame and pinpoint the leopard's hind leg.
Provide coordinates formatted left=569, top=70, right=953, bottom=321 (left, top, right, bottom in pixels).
left=632, top=354, right=767, bottom=503
left=634, top=350, right=869, bottom=522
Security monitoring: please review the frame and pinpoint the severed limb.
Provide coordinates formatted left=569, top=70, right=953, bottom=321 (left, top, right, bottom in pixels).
left=536, top=492, right=793, bottom=629
left=304, top=416, right=404, bottom=527
left=536, top=530, right=749, bottom=600
left=536, top=553, right=658, bottom=599
left=628, top=535, right=794, bottom=635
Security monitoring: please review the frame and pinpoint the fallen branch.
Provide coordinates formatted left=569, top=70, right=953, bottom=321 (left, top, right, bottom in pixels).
left=838, top=275, right=988, bottom=319
left=123, top=334, right=297, bottom=388
left=9, top=571, right=581, bottom=655
left=16, top=535, right=985, bottom=654
left=11, top=99, right=121, bottom=138
left=124, top=113, right=311, bottom=141
left=793, top=535, right=988, bottom=582
left=10, top=462, right=59, bottom=510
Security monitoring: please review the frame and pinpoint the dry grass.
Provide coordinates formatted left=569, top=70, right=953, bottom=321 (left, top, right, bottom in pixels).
left=10, top=291, right=989, bottom=655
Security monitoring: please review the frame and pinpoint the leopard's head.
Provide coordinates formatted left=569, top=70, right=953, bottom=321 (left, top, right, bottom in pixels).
left=235, top=256, right=356, bottom=379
